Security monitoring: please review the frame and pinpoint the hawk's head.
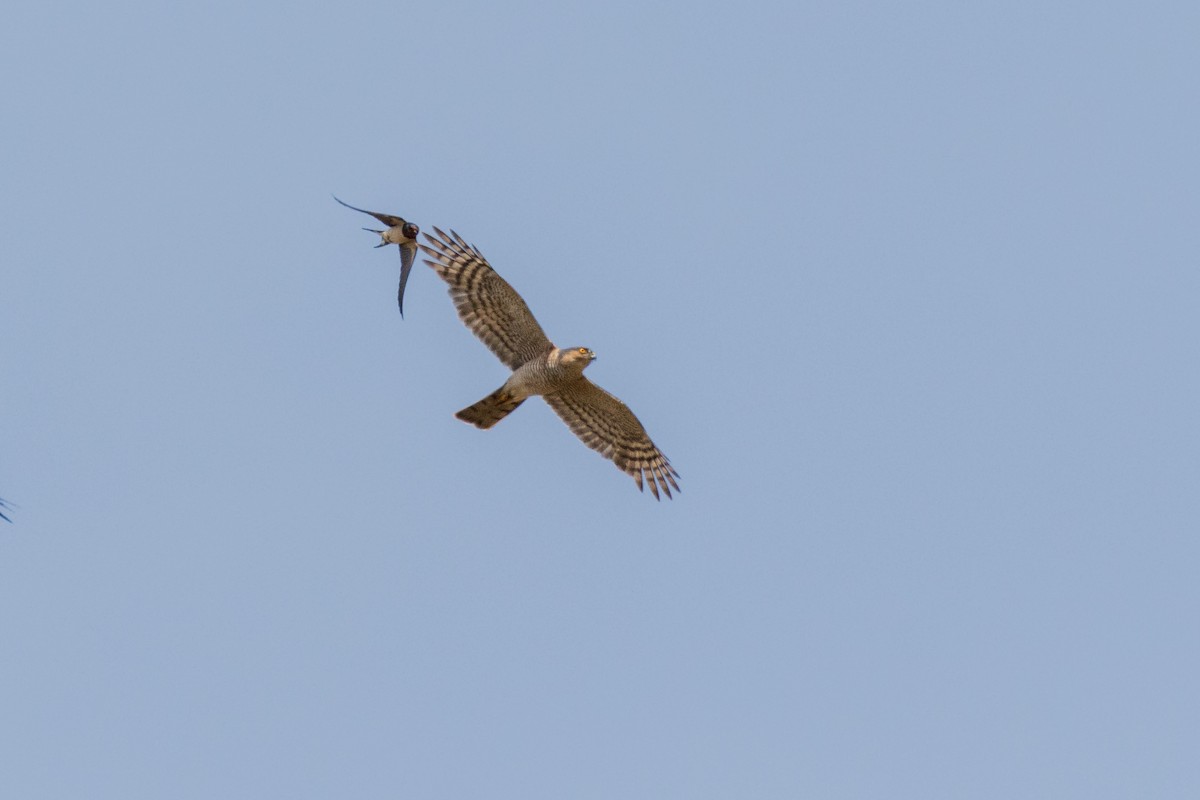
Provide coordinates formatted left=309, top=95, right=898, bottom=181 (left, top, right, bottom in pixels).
left=557, top=346, right=597, bottom=374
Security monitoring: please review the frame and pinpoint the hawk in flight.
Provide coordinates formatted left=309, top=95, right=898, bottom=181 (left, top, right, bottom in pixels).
left=420, top=228, right=680, bottom=499
left=334, top=195, right=420, bottom=316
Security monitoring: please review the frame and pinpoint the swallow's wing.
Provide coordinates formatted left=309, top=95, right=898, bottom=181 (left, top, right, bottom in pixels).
left=396, top=241, right=417, bottom=317
left=333, top=195, right=406, bottom=227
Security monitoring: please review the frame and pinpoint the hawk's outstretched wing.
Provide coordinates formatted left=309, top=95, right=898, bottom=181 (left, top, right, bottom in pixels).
left=419, top=227, right=554, bottom=370
left=545, top=378, right=680, bottom=500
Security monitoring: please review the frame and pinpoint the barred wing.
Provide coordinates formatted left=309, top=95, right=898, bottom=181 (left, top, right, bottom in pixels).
left=420, top=227, right=553, bottom=370
left=545, top=378, right=680, bottom=500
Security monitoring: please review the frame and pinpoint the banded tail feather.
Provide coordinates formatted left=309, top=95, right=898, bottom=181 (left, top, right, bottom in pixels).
left=456, top=387, right=525, bottom=429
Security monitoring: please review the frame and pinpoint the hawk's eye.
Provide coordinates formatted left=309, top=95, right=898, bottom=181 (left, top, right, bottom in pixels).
left=578, top=348, right=588, bottom=355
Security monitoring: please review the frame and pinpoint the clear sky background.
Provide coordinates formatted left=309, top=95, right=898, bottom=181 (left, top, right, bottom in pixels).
left=2, top=1, right=1197, bottom=797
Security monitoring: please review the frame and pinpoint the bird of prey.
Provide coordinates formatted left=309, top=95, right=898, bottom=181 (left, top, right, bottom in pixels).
left=419, top=228, right=680, bottom=499
left=333, top=195, right=420, bottom=316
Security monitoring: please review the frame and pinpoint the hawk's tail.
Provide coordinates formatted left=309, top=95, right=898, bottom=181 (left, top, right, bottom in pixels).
left=456, top=387, right=525, bottom=429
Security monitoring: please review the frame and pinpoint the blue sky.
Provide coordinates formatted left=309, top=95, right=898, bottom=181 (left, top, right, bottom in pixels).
left=2, top=1, right=1198, bottom=797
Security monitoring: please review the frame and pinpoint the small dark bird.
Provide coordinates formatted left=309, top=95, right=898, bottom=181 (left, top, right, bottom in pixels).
left=333, top=195, right=420, bottom=316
